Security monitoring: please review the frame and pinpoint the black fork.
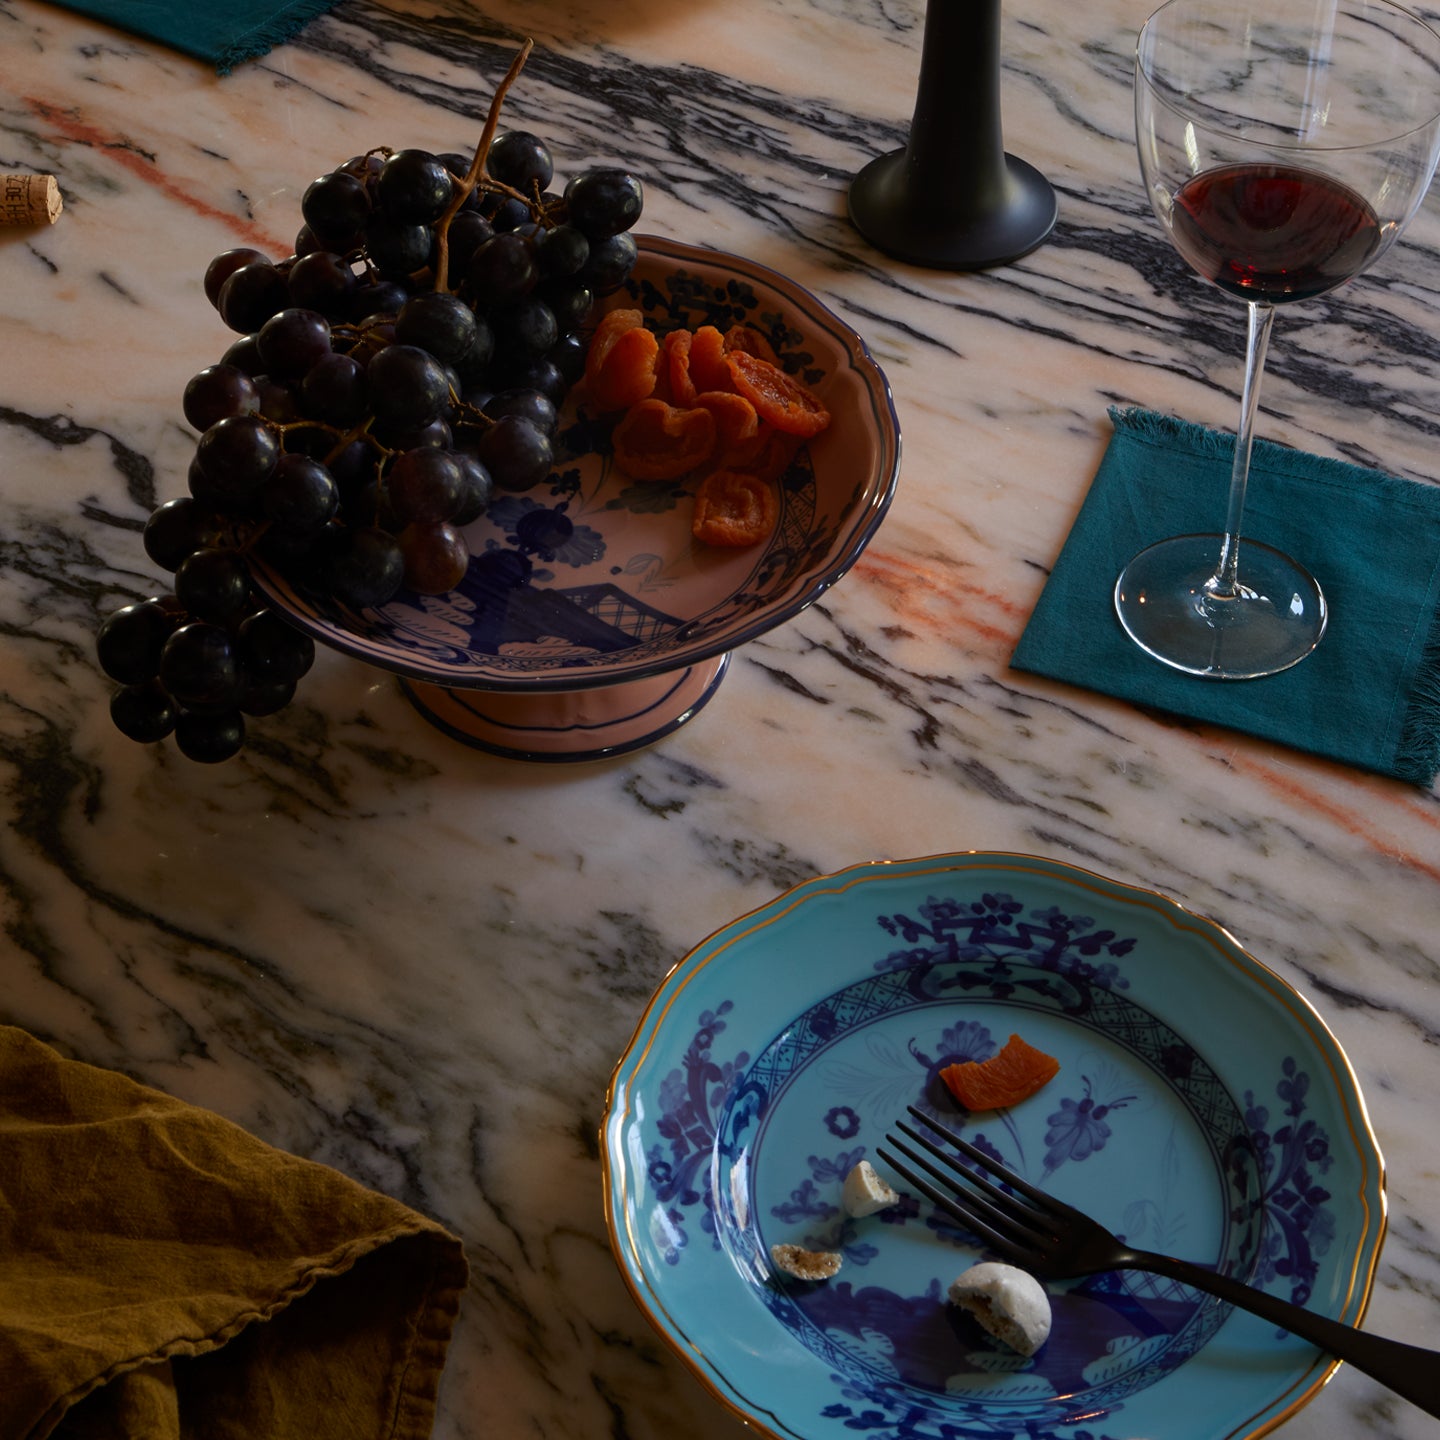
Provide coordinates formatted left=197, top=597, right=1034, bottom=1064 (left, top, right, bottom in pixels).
left=878, top=1106, right=1440, bottom=1419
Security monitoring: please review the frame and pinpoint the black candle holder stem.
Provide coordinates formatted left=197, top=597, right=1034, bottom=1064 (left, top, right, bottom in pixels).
left=849, top=0, right=1057, bottom=270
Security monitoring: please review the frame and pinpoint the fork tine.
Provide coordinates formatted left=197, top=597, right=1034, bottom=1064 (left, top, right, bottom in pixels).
left=892, top=1120, right=1037, bottom=1222
left=906, top=1105, right=1058, bottom=1212
left=879, top=1130, right=1049, bottom=1251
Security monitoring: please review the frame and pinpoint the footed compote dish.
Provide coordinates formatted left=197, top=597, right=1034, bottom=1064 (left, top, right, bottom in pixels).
left=250, top=236, right=900, bottom=761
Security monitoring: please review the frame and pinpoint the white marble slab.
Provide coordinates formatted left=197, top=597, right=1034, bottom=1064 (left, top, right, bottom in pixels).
left=1, top=0, right=1439, bottom=1436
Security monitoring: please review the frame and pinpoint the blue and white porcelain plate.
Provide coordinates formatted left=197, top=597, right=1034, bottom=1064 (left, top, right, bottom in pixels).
left=603, top=853, right=1385, bottom=1440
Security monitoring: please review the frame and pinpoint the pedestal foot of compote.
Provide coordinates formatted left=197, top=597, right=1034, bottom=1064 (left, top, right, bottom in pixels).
left=397, top=653, right=731, bottom=762
left=1114, top=534, right=1327, bottom=679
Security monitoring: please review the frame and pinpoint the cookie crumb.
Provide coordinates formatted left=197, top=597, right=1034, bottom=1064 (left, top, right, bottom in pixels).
left=842, top=1158, right=898, bottom=1217
left=770, top=1242, right=843, bottom=1281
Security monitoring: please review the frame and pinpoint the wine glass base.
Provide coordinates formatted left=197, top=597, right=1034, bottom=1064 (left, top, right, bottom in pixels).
left=1114, top=534, right=1327, bottom=679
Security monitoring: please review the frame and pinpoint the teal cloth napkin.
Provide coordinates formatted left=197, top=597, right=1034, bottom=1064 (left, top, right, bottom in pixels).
left=1011, top=407, right=1440, bottom=785
left=42, top=0, right=341, bottom=73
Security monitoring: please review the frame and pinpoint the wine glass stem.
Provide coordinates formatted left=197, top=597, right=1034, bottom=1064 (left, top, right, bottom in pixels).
left=1209, top=300, right=1275, bottom=603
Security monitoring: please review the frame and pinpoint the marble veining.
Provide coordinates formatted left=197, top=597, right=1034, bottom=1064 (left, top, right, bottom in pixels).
left=3, top=0, right=1440, bottom=1435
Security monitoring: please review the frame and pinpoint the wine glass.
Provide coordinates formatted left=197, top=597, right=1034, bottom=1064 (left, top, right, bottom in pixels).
left=1117, top=0, right=1440, bottom=678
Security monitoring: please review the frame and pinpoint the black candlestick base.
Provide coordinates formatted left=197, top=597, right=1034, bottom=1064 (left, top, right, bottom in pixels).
left=848, top=147, right=1057, bottom=271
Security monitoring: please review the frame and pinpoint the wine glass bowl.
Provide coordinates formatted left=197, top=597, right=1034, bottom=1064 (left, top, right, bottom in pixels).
left=1117, top=0, right=1440, bottom=678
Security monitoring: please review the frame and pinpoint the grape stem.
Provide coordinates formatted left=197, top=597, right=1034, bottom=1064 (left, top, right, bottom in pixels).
left=432, top=38, right=536, bottom=294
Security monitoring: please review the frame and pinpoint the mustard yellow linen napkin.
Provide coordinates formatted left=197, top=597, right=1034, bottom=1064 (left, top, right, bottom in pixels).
left=0, top=1025, right=468, bottom=1440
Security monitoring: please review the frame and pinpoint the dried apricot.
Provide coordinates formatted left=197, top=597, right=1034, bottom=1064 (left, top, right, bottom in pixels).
left=588, top=325, right=660, bottom=411
left=692, top=468, right=777, bottom=548
left=724, top=351, right=830, bottom=438
left=939, top=1034, right=1060, bottom=1111
left=612, top=398, right=717, bottom=480
left=688, top=325, right=732, bottom=393
left=693, top=390, right=760, bottom=451
left=723, top=323, right=779, bottom=365
left=661, top=327, right=698, bottom=407
left=729, top=423, right=803, bottom=483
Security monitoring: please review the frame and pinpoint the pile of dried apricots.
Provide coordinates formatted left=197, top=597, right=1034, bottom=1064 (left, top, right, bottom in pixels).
left=583, top=309, right=832, bottom=548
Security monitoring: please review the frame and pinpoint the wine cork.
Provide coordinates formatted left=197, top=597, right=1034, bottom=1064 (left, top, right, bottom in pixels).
left=0, top=174, right=63, bottom=226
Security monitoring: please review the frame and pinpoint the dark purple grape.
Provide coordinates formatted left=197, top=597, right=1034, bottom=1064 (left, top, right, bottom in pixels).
left=239, top=675, right=297, bottom=717
left=348, top=276, right=410, bottom=324
left=377, top=149, right=453, bottom=223
left=547, top=332, right=588, bottom=385
left=466, top=232, right=539, bottom=307
left=144, top=497, right=226, bottom=572
left=257, top=308, right=332, bottom=382
left=237, top=608, right=315, bottom=682
left=301, top=170, right=371, bottom=250
left=174, top=709, right=245, bottom=763
left=541, top=279, right=594, bottom=332
left=218, top=261, right=291, bottom=333
left=578, top=231, right=638, bottom=294
left=160, top=622, right=241, bottom=710
left=395, top=292, right=479, bottom=365
left=452, top=453, right=493, bottom=525
left=96, top=597, right=177, bottom=684
left=287, top=250, right=357, bottom=315
left=110, top=680, right=177, bottom=743
left=453, top=318, right=495, bottom=383
left=254, top=376, right=302, bottom=425
left=204, top=247, right=268, bottom=308
left=493, top=296, right=557, bottom=357
left=324, top=526, right=405, bottom=610
left=338, top=152, right=384, bottom=185
left=366, top=343, right=451, bottom=427
left=509, top=355, right=570, bottom=407
left=175, top=547, right=252, bottom=625
left=564, top=169, right=643, bottom=239
left=487, top=131, right=554, bottom=193
left=476, top=414, right=553, bottom=491
left=261, top=453, right=340, bottom=531
left=398, top=521, right=469, bottom=593
left=294, top=224, right=321, bottom=258
left=300, top=351, right=367, bottom=427
left=374, top=415, right=452, bottom=451
left=386, top=448, right=464, bottom=525
left=486, top=387, right=557, bottom=434
left=195, top=414, right=281, bottom=503
left=221, top=333, right=265, bottom=377
left=446, top=211, right=495, bottom=273
left=365, top=214, right=435, bottom=277
left=485, top=194, right=533, bottom=233
left=535, top=223, right=589, bottom=278
left=183, top=364, right=259, bottom=431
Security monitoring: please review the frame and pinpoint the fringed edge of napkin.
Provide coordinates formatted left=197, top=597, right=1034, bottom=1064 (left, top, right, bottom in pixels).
left=217, top=0, right=341, bottom=74
left=1107, top=405, right=1440, bottom=787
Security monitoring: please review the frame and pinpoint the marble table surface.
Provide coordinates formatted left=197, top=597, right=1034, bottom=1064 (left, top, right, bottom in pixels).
left=3, top=0, right=1440, bottom=1436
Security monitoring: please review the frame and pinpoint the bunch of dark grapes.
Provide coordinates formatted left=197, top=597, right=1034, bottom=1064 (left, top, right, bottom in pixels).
left=96, top=44, right=644, bottom=762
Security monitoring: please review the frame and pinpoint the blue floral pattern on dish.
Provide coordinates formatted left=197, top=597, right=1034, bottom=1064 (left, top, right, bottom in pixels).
left=640, top=886, right=1338, bottom=1437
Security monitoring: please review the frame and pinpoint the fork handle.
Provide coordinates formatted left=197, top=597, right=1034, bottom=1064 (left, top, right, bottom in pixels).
left=1124, top=1247, right=1440, bottom=1418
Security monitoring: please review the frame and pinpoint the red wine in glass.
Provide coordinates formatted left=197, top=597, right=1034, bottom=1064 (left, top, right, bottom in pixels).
left=1169, top=163, right=1382, bottom=304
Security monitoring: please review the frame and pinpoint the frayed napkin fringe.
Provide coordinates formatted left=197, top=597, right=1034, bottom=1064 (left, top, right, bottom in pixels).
left=1107, top=404, right=1438, bottom=503
left=1397, top=602, right=1440, bottom=785
left=216, top=0, right=340, bottom=73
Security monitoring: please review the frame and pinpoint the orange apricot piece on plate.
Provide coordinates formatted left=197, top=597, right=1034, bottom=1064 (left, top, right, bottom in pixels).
left=693, top=390, right=760, bottom=451
left=661, top=327, right=698, bottom=407
left=723, top=323, right=780, bottom=365
left=611, top=398, right=717, bottom=480
left=940, top=1034, right=1061, bottom=1111
left=724, top=351, right=830, bottom=438
left=692, top=468, right=778, bottom=548
left=588, top=325, right=660, bottom=411
left=688, top=325, right=732, bottom=393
